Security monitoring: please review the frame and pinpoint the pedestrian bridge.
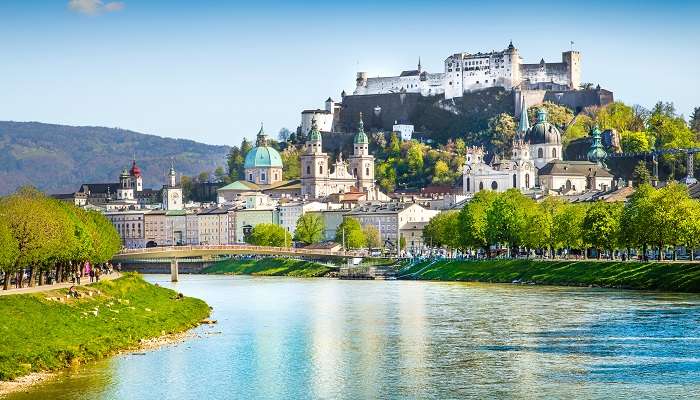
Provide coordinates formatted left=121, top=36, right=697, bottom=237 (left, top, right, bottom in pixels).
left=113, top=245, right=366, bottom=282
left=114, top=244, right=362, bottom=261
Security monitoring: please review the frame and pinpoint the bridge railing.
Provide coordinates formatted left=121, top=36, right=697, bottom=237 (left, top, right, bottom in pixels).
left=117, top=244, right=365, bottom=258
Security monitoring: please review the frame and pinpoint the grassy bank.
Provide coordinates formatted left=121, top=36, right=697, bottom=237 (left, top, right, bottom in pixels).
left=400, top=259, right=700, bottom=293
left=0, top=273, right=210, bottom=381
left=201, top=258, right=336, bottom=277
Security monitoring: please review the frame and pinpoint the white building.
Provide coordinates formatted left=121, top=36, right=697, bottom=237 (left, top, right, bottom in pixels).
left=197, top=207, right=230, bottom=246
left=278, top=201, right=341, bottom=235
left=300, top=97, right=339, bottom=135
left=392, top=122, right=414, bottom=141
left=104, top=210, right=145, bottom=249
left=354, top=42, right=581, bottom=100
left=301, top=115, right=376, bottom=199
left=345, top=202, right=439, bottom=250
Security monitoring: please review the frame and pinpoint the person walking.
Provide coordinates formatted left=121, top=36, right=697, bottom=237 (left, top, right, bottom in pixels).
left=95, top=267, right=101, bottom=282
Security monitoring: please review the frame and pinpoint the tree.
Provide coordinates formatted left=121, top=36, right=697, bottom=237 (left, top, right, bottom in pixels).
left=488, top=113, right=516, bottom=155
left=596, top=102, right=637, bottom=132
left=388, top=132, right=401, bottom=157
left=486, top=190, right=533, bottom=255
left=528, top=102, right=574, bottom=128
left=526, top=197, right=564, bottom=257
left=632, top=161, right=651, bottom=186
left=278, top=127, right=292, bottom=143
left=454, top=138, right=466, bottom=156
left=459, top=190, right=497, bottom=252
left=406, top=141, right=424, bottom=174
left=198, top=171, right=210, bottom=183
left=245, top=223, right=292, bottom=247
left=648, top=183, right=692, bottom=260
left=564, top=114, right=594, bottom=146
left=226, top=145, right=245, bottom=180
left=553, top=203, right=588, bottom=258
left=423, top=211, right=459, bottom=250
left=214, top=167, right=230, bottom=184
left=432, top=160, right=451, bottom=184
left=620, top=130, right=653, bottom=153
left=281, top=147, right=301, bottom=180
left=647, top=102, right=696, bottom=149
left=690, top=107, right=700, bottom=137
left=376, top=161, right=397, bottom=192
left=0, top=218, right=19, bottom=280
left=294, top=213, right=325, bottom=245
left=363, top=226, right=381, bottom=251
left=335, top=217, right=365, bottom=250
left=620, top=184, right=656, bottom=259
left=582, top=201, right=623, bottom=258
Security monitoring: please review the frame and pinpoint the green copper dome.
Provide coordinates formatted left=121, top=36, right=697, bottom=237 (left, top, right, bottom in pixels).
left=525, top=108, right=561, bottom=145
left=354, top=113, right=369, bottom=144
left=244, top=124, right=283, bottom=169
left=587, top=127, right=607, bottom=165
left=308, top=118, right=322, bottom=143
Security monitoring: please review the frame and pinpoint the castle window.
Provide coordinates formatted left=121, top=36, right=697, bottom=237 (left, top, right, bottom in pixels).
left=538, top=148, right=544, bottom=158
left=491, top=181, right=498, bottom=190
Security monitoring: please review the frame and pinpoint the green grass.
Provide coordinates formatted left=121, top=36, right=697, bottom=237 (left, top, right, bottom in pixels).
left=201, top=258, right=336, bottom=277
left=399, top=259, right=700, bottom=293
left=0, top=273, right=210, bottom=381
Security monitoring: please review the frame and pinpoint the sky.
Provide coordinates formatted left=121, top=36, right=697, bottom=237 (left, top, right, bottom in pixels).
left=0, top=0, right=698, bottom=146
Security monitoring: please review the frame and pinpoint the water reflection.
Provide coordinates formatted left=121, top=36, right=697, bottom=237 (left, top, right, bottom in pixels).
left=8, top=277, right=700, bottom=400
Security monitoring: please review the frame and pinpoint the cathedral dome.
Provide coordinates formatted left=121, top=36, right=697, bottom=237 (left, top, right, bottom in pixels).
left=526, top=108, right=561, bottom=145
left=244, top=124, right=283, bottom=169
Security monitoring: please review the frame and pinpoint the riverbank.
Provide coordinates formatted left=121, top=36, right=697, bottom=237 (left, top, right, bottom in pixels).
left=399, top=259, right=700, bottom=292
left=0, top=273, right=210, bottom=390
left=200, top=258, right=337, bottom=277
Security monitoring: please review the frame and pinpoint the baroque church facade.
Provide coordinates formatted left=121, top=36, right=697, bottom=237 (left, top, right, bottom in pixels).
left=463, top=97, right=613, bottom=195
left=301, top=115, right=375, bottom=199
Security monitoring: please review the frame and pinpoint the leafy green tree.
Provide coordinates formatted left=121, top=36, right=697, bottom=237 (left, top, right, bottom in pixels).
left=647, top=102, right=697, bottom=149
left=432, top=160, right=451, bottom=184
left=690, top=107, right=700, bottom=137
left=564, top=114, right=594, bottom=146
left=620, top=184, right=656, bottom=259
left=485, top=190, right=533, bottom=255
left=0, top=218, right=19, bottom=281
left=423, top=211, right=459, bottom=249
left=458, top=190, right=497, bottom=252
left=226, top=145, right=245, bottom=180
left=281, top=147, right=301, bottom=180
left=679, top=198, right=700, bottom=259
left=528, top=102, right=574, bottom=128
left=88, top=211, right=122, bottom=264
left=620, top=131, right=653, bottom=153
left=363, top=225, right=381, bottom=250
left=582, top=201, right=623, bottom=258
left=596, top=102, right=637, bottom=132
left=376, top=161, right=397, bottom=192
left=632, top=161, right=652, bottom=186
left=406, top=141, right=424, bottom=174
left=335, top=217, right=365, bottom=249
left=246, top=223, right=292, bottom=247
left=388, top=132, right=401, bottom=157
left=454, top=138, right=466, bottom=156
left=294, top=213, right=325, bottom=245
left=552, top=203, right=588, bottom=258
left=488, top=113, right=516, bottom=155
left=526, top=197, right=564, bottom=257
left=648, top=182, right=693, bottom=260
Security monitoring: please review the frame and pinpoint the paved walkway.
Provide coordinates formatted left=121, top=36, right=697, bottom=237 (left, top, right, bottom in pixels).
left=0, top=273, right=121, bottom=296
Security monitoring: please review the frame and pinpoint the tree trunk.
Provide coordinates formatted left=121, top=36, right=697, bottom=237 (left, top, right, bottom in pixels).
left=55, top=265, right=61, bottom=284
left=16, top=271, right=23, bottom=288
left=28, top=267, right=35, bottom=287
left=659, top=244, right=664, bottom=261
left=3, top=273, right=9, bottom=290
left=643, top=244, right=648, bottom=261
left=38, top=270, right=44, bottom=286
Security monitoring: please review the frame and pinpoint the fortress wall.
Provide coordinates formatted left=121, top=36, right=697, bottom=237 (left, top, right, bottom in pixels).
left=339, top=93, right=423, bottom=133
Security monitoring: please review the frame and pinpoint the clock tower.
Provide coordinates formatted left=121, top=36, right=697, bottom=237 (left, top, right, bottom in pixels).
left=162, top=162, right=183, bottom=211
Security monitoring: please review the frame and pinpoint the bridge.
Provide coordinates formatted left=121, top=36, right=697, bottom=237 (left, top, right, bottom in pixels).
left=113, top=245, right=367, bottom=282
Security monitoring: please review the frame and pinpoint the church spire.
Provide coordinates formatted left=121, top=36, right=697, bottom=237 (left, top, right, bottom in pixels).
left=518, top=94, right=530, bottom=136
left=418, top=57, right=422, bottom=72
left=256, top=122, right=268, bottom=146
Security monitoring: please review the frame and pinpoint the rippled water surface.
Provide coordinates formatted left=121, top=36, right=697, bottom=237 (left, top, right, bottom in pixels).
left=9, top=275, right=700, bottom=399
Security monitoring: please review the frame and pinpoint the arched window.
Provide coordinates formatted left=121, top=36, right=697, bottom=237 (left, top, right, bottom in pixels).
left=491, top=181, right=498, bottom=190
left=353, top=168, right=358, bottom=177
left=306, top=166, right=311, bottom=175
left=552, top=148, right=557, bottom=158
left=466, top=177, right=470, bottom=192
left=479, top=182, right=484, bottom=191
left=566, top=180, right=572, bottom=190
left=261, top=173, right=266, bottom=182
left=512, top=174, right=517, bottom=188
left=525, top=173, right=530, bottom=188
left=319, top=165, right=323, bottom=174
left=365, top=167, right=370, bottom=176
left=538, top=148, right=543, bottom=158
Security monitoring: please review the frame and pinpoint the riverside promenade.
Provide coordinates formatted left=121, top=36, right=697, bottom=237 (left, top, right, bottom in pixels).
left=0, top=273, right=121, bottom=296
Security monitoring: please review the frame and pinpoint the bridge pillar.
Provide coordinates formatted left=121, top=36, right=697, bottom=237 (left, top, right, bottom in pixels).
left=170, top=259, right=179, bottom=282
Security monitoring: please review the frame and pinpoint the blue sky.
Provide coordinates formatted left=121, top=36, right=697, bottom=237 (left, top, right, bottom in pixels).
left=0, top=0, right=698, bottom=145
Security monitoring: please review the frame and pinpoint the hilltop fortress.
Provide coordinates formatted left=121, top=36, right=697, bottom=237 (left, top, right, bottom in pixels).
left=354, top=42, right=580, bottom=99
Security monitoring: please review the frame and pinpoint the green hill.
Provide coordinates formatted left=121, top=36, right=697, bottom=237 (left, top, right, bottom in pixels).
left=0, top=121, right=229, bottom=195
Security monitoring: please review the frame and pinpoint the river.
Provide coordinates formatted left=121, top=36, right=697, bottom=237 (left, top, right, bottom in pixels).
left=8, top=275, right=700, bottom=399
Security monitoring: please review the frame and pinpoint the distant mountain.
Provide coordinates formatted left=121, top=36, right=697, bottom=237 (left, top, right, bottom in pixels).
left=0, top=121, right=230, bottom=195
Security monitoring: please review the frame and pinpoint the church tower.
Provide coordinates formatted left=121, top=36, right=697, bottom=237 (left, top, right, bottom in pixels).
left=300, top=118, right=329, bottom=198
left=162, top=162, right=183, bottom=211
left=349, top=113, right=375, bottom=193
left=129, top=158, right=143, bottom=192
left=117, top=169, right=135, bottom=201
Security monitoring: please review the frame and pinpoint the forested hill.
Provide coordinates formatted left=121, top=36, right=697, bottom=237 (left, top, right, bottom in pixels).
left=0, top=121, right=229, bottom=195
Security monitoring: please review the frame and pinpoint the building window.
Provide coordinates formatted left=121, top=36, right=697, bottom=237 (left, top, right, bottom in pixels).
left=261, top=173, right=266, bottom=181
left=525, top=173, right=530, bottom=188
left=319, top=165, right=323, bottom=174
left=306, top=166, right=311, bottom=175
left=249, top=174, right=253, bottom=181
left=365, top=167, right=370, bottom=176
left=353, top=167, right=358, bottom=177
left=552, top=148, right=557, bottom=158
left=513, top=174, right=517, bottom=188
left=466, top=177, right=470, bottom=192
left=479, top=182, right=484, bottom=191
left=491, top=181, right=498, bottom=190
left=538, top=148, right=543, bottom=158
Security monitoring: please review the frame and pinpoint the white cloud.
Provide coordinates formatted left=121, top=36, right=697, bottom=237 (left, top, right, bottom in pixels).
left=68, top=0, right=125, bottom=15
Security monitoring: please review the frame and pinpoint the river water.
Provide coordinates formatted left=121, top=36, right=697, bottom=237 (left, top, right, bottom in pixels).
left=8, top=275, right=700, bottom=400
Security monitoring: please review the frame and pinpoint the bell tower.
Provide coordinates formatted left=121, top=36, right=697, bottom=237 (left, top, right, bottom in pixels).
left=162, top=161, right=183, bottom=211
left=300, top=118, right=329, bottom=198
left=349, top=113, right=374, bottom=193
